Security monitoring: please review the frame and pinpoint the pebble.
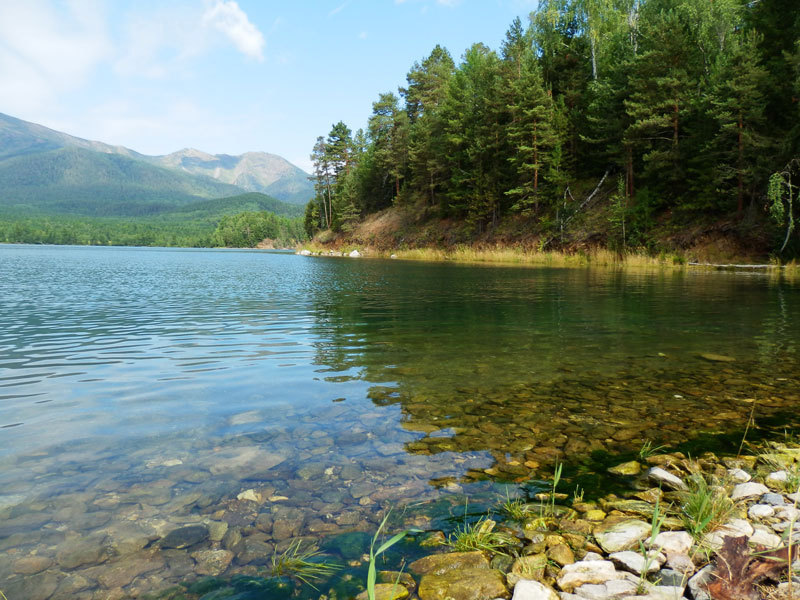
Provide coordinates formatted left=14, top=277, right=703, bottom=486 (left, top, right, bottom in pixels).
left=760, top=492, right=786, bottom=506
left=726, top=468, right=751, bottom=482
left=647, top=468, right=687, bottom=492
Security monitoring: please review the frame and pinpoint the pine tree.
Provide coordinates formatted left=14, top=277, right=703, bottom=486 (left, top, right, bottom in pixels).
left=505, top=52, right=562, bottom=214
left=706, top=31, right=772, bottom=212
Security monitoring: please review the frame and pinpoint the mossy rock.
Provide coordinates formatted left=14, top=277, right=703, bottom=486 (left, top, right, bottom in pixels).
left=418, top=568, right=509, bottom=600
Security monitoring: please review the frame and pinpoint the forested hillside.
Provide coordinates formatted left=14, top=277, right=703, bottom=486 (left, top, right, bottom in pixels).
left=305, top=0, right=800, bottom=258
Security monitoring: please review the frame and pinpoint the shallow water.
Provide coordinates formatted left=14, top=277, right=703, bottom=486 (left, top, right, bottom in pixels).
left=1, top=245, right=799, bottom=598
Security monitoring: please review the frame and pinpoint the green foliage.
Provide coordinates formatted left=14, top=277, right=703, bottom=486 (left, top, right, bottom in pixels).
left=679, top=474, right=734, bottom=541
left=769, top=160, right=800, bottom=254
left=445, top=516, right=512, bottom=555
left=270, top=539, right=339, bottom=589
left=210, top=211, right=305, bottom=248
left=639, top=440, right=666, bottom=460
left=307, top=0, right=797, bottom=254
left=367, top=512, right=409, bottom=600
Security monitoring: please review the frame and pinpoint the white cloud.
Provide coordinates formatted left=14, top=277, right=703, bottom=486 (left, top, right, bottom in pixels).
left=358, top=31, right=368, bottom=40
left=329, top=1, right=352, bottom=17
left=202, top=0, right=265, bottom=61
left=0, top=0, right=111, bottom=112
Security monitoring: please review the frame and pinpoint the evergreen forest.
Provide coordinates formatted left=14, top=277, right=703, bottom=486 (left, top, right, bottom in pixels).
left=305, top=0, right=800, bottom=257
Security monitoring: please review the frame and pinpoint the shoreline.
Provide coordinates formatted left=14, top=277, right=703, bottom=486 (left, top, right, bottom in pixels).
left=298, top=244, right=800, bottom=273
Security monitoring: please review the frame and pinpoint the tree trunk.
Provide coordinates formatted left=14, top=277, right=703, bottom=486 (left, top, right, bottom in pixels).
left=737, top=111, right=744, bottom=213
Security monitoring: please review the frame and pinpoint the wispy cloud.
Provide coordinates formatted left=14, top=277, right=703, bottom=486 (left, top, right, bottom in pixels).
left=203, top=0, right=265, bottom=61
left=329, top=1, right=352, bottom=17
left=0, top=0, right=111, bottom=113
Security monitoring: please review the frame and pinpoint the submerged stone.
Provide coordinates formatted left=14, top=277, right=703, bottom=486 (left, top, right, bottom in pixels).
left=161, top=524, right=209, bottom=549
left=607, top=461, right=642, bottom=476
left=356, top=583, right=411, bottom=600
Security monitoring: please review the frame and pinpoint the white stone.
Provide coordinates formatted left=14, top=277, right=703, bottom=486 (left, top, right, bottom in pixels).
left=623, top=585, right=685, bottom=600
left=727, top=468, right=751, bottom=482
left=582, top=552, right=604, bottom=561
left=513, top=579, right=560, bottom=600
left=349, top=250, right=361, bottom=257
left=775, top=505, right=800, bottom=521
left=236, top=489, right=261, bottom=503
left=749, top=528, right=782, bottom=548
left=748, top=504, right=775, bottom=519
left=665, top=553, right=695, bottom=575
left=703, top=519, right=754, bottom=550
left=595, top=520, right=652, bottom=553
left=390, top=254, right=398, bottom=259
left=687, top=565, right=714, bottom=600
left=648, top=467, right=687, bottom=491
left=604, top=580, right=639, bottom=598
left=557, top=560, right=619, bottom=592
left=649, top=531, right=693, bottom=555
left=730, top=482, right=769, bottom=500
left=299, top=249, right=311, bottom=256
left=789, top=492, right=800, bottom=503
left=609, top=551, right=661, bottom=575
left=766, top=470, right=788, bottom=484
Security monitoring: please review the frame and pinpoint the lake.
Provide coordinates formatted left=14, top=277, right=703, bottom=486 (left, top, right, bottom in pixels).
left=1, top=244, right=799, bottom=599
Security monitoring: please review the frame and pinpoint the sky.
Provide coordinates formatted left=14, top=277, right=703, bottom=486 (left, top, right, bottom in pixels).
left=0, top=0, right=538, bottom=173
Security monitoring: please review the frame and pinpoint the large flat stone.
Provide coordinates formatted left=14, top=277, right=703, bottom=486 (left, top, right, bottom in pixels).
left=557, top=560, right=618, bottom=592
left=418, top=567, right=509, bottom=600
left=410, top=551, right=491, bottom=575
left=594, top=518, right=651, bottom=553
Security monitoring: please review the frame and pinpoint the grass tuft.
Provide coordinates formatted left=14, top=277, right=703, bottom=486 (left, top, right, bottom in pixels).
left=446, top=516, right=513, bottom=555
left=679, top=474, right=734, bottom=541
left=270, top=539, right=339, bottom=589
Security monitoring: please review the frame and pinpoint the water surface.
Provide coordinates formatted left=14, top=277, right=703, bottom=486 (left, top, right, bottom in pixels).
left=1, top=245, right=799, bottom=598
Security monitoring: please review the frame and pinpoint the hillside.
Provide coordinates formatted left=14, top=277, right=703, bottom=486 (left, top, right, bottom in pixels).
left=0, top=112, right=312, bottom=207
left=0, top=146, right=243, bottom=217
left=153, top=149, right=313, bottom=205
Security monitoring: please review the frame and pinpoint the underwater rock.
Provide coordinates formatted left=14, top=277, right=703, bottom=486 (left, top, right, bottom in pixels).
left=160, top=525, right=209, bottom=549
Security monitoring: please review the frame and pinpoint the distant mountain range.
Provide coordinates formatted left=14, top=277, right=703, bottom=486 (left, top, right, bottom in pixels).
left=0, top=112, right=314, bottom=218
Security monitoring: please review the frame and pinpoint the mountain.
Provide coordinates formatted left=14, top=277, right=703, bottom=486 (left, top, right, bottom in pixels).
left=0, top=145, right=244, bottom=217
left=153, top=149, right=314, bottom=205
left=0, top=112, right=314, bottom=211
left=0, top=112, right=143, bottom=161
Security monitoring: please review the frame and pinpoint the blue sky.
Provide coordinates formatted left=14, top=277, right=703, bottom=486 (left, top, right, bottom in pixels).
left=0, top=0, right=537, bottom=172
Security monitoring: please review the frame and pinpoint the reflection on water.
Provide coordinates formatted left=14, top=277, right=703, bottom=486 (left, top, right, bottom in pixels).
left=1, top=245, right=799, bottom=598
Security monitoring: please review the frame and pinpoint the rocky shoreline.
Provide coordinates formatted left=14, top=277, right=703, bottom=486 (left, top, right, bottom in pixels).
left=373, top=441, right=800, bottom=600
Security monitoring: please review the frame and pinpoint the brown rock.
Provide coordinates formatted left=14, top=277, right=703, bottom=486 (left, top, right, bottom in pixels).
left=13, top=555, right=54, bottom=574
left=418, top=568, right=508, bottom=600
left=96, top=553, right=165, bottom=588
